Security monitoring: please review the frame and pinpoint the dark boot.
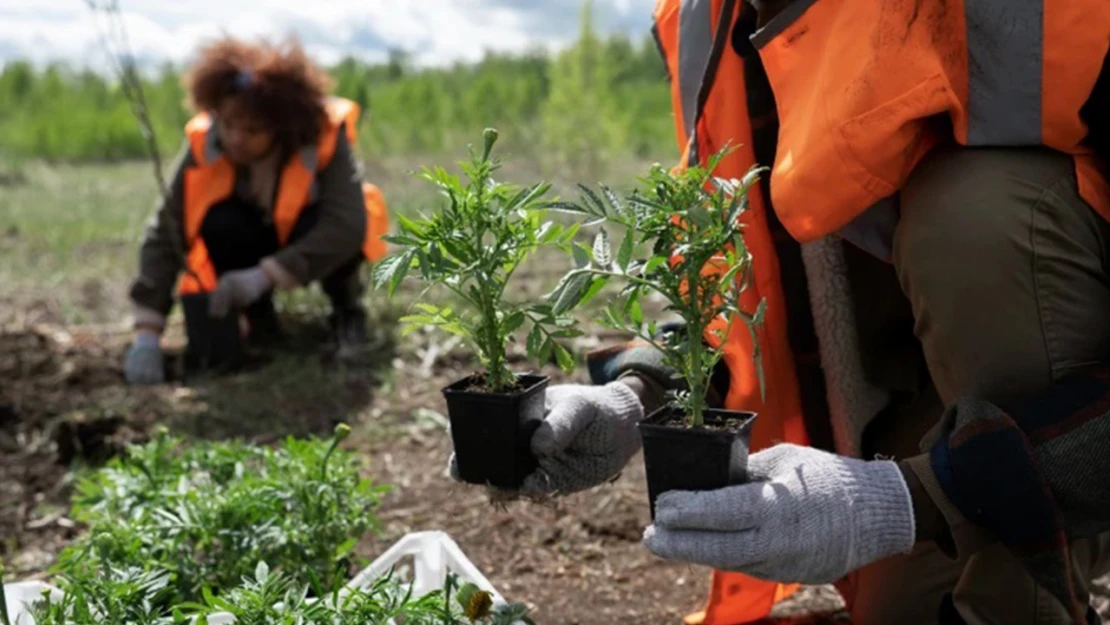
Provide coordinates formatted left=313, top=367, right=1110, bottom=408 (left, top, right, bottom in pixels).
left=322, top=256, right=370, bottom=356
left=244, top=297, right=287, bottom=348
left=330, top=307, right=370, bottom=356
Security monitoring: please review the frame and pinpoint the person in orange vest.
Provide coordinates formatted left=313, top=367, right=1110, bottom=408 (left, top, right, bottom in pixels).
left=124, top=36, right=388, bottom=385
left=450, top=1, right=1110, bottom=623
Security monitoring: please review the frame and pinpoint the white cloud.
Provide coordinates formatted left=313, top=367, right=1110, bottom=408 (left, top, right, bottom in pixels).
left=0, top=0, right=656, bottom=70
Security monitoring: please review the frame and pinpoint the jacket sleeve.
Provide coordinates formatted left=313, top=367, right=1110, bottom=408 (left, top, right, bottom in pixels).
left=267, top=126, right=367, bottom=286
left=585, top=322, right=731, bottom=410
left=128, top=140, right=192, bottom=317
left=901, top=363, right=1110, bottom=622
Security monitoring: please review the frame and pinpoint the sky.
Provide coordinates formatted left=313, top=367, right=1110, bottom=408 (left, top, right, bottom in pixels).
left=0, top=0, right=658, bottom=71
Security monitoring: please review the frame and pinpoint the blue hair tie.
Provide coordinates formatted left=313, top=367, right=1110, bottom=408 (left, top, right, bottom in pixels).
left=234, top=69, right=253, bottom=91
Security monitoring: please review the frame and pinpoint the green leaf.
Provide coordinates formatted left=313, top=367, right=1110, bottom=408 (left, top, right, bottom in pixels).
left=643, top=256, right=667, bottom=275
left=540, top=201, right=589, bottom=214
left=334, top=537, right=358, bottom=560
left=593, top=229, right=612, bottom=268
left=579, top=276, right=607, bottom=306
left=255, top=560, right=270, bottom=583
left=552, top=272, right=591, bottom=315
left=526, top=324, right=543, bottom=357
left=201, top=587, right=234, bottom=611
left=599, top=184, right=623, bottom=215
left=628, top=298, right=644, bottom=327
left=396, top=213, right=428, bottom=236
left=539, top=338, right=555, bottom=364
left=413, top=302, right=443, bottom=316
left=572, top=243, right=591, bottom=269
left=578, top=184, right=608, bottom=216
left=515, top=182, right=552, bottom=210
left=500, top=310, right=526, bottom=336
left=372, top=251, right=415, bottom=296
left=537, top=222, right=561, bottom=244
left=617, top=230, right=635, bottom=271
left=553, top=342, right=575, bottom=372
left=559, top=222, right=581, bottom=245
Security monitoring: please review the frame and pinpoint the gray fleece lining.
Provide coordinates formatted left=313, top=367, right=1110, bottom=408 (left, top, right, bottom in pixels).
left=800, top=237, right=892, bottom=458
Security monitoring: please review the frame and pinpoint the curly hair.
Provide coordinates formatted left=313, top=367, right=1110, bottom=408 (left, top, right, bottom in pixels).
left=184, top=35, right=334, bottom=155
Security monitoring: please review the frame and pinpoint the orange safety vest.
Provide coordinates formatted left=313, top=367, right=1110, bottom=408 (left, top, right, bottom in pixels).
left=178, top=97, right=389, bottom=295
left=654, top=0, right=1110, bottom=623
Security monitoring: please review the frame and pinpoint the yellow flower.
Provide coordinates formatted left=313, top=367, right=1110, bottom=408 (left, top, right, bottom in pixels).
left=458, top=583, right=493, bottom=620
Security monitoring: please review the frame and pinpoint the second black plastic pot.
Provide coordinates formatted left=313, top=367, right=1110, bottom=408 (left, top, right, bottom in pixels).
left=442, top=373, right=548, bottom=489
left=638, top=406, right=757, bottom=520
left=181, top=292, right=244, bottom=372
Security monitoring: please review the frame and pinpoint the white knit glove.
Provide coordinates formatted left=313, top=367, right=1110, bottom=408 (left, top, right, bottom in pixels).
left=643, top=443, right=916, bottom=584
left=208, top=266, right=273, bottom=317
left=448, top=382, right=645, bottom=498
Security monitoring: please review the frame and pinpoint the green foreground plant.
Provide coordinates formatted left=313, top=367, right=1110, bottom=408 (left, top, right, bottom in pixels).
left=23, top=426, right=534, bottom=625
left=30, top=563, right=533, bottom=625
left=52, top=425, right=385, bottom=611
left=373, top=128, right=584, bottom=392
left=548, top=149, right=767, bottom=426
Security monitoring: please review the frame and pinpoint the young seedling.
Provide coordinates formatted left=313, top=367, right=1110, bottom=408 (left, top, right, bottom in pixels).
left=373, top=128, right=585, bottom=488
left=548, top=148, right=767, bottom=515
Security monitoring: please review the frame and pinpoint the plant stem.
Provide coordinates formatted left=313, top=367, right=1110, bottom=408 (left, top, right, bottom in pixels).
left=687, top=316, right=705, bottom=427
left=320, top=424, right=350, bottom=481
left=687, top=263, right=705, bottom=428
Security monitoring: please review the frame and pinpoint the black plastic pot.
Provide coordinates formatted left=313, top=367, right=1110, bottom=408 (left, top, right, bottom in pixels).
left=638, top=406, right=757, bottom=520
left=442, top=373, right=548, bottom=489
left=181, top=292, right=243, bottom=372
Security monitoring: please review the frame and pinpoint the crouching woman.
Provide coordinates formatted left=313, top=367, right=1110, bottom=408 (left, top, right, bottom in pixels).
left=124, top=36, right=388, bottom=384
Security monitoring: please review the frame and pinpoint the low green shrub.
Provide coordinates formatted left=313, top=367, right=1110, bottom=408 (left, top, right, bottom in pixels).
left=54, top=425, right=385, bottom=610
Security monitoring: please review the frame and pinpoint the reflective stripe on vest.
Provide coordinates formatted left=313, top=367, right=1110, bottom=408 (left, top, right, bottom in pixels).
left=678, top=0, right=714, bottom=141
left=747, top=0, right=1110, bottom=247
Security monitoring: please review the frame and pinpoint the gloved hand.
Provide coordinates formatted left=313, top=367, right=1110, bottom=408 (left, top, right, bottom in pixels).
left=124, top=330, right=164, bottom=385
left=208, top=266, right=273, bottom=317
left=448, top=382, right=645, bottom=498
left=643, top=443, right=916, bottom=584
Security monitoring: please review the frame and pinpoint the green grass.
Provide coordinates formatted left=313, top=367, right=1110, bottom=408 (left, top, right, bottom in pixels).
left=0, top=150, right=662, bottom=327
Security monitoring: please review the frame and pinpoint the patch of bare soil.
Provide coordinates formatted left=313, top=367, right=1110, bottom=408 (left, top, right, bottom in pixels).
left=0, top=317, right=386, bottom=573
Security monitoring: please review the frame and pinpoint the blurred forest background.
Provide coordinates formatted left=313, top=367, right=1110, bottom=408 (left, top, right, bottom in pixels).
left=0, top=6, right=677, bottom=178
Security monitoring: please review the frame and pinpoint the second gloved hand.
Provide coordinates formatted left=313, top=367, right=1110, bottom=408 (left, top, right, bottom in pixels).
left=643, top=444, right=916, bottom=584
left=448, top=382, right=645, bottom=498
left=208, top=266, right=273, bottom=317
left=124, top=331, right=164, bottom=385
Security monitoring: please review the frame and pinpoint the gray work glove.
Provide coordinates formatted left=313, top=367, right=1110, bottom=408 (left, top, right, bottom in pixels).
left=448, top=382, right=645, bottom=498
left=208, top=266, right=273, bottom=317
left=643, top=443, right=916, bottom=584
left=124, top=330, right=164, bottom=385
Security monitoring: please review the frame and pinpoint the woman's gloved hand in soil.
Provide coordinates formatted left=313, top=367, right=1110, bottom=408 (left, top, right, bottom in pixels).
left=208, top=266, right=273, bottom=317
left=447, top=381, right=645, bottom=498
left=643, top=443, right=916, bottom=584
left=124, top=330, right=165, bottom=385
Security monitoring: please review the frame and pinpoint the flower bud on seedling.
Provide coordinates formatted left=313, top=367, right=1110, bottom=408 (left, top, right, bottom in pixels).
left=333, top=423, right=351, bottom=442
left=482, top=128, right=499, bottom=161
